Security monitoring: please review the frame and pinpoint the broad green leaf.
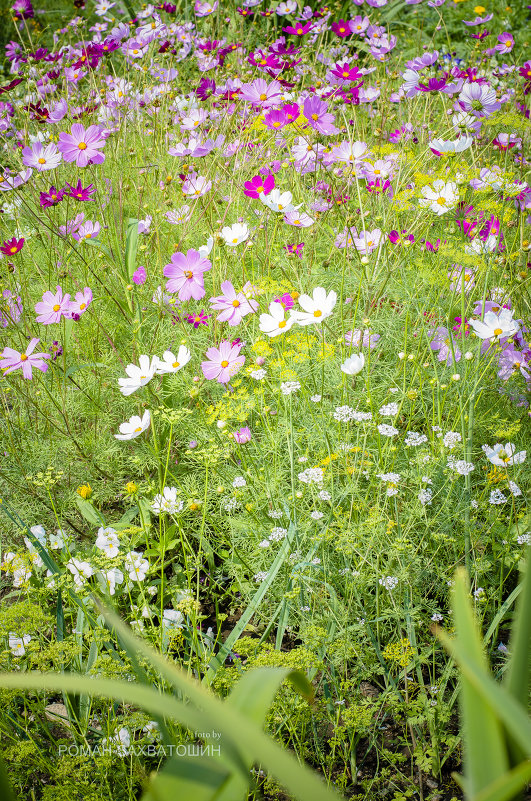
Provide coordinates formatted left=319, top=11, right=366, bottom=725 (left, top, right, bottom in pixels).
left=216, top=667, right=315, bottom=801
left=504, top=546, right=531, bottom=766
left=142, top=756, right=231, bottom=801
left=472, top=761, right=531, bottom=801
left=125, top=217, right=139, bottom=280
left=75, top=496, right=106, bottom=526
left=436, top=629, right=531, bottom=757
left=448, top=570, right=509, bottom=796
left=95, top=603, right=344, bottom=801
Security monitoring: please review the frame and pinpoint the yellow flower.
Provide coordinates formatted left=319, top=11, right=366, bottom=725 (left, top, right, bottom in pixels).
left=76, top=484, right=92, bottom=499
left=125, top=482, right=138, bottom=495
left=473, top=4, right=486, bottom=11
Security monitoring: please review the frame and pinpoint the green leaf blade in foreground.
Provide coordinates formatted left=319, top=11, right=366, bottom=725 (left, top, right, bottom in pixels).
left=449, top=570, right=509, bottom=797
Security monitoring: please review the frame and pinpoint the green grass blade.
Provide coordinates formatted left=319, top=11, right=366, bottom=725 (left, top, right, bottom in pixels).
left=0, top=751, right=18, bottom=801
left=447, top=570, right=509, bottom=796
left=205, top=520, right=298, bottom=680
left=125, top=218, right=139, bottom=281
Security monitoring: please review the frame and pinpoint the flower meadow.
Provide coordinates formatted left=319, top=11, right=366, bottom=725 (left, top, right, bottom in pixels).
left=0, top=0, right=530, bottom=797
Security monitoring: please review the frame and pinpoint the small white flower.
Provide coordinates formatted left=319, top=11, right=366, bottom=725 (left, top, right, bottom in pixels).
left=114, top=410, right=151, bottom=441
left=124, top=551, right=149, bottom=582
left=483, top=442, right=526, bottom=467
left=95, top=527, right=120, bottom=558
left=290, top=287, right=336, bottom=326
left=9, top=633, right=31, bottom=657
left=233, top=476, right=246, bottom=488
left=341, top=353, right=365, bottom=375
left=310, top=510, right=324, bottom=520
left=151, top=487, right=184, bottom=515
left=259, top=301, right=295, bottom=338
left=118, top=355, right=159, bottom=396
left=221, top=222, right=249, bottom=247
left=280, top=381, right=301, bottom=395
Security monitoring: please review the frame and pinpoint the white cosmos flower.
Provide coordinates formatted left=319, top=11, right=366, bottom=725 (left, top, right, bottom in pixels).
left=260, top=189, right=298, bottom=213
left=118, top=355, right=159, bottom=396
left=9, top=633, right=31, bottom=657
left=221, top=222, right=249, bottom=247
left=482, top=442, right=526, bottom=467
left=418, top=179, right=459, bottom=214
left=155, top=346, right=191, bottom=374
left=290, top=287, right=337, bottom=326
left=341, top=353, right=365, bottom=375
left=468, top=308, right=519, bottom=340
left=114, top=410, right=151, bottom=440
left=198, top=235, right=214, bottom=258
left=259, top=301, right=295, bottom=337
left=429, top=136, right=473, bottom=154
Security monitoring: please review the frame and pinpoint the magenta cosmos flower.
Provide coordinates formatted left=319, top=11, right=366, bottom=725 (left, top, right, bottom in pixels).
left=209, top=280, right=258, bottom=326
left=0, top=337, right=50, bottom=379
left=163, top=249, right=212, bottom=301
left=233, top=426, right=252, bottom=444
left=201, top=341, right=245, bottom=383
left=57, top=123, right=107, bottom=167
left=244, top=173, right=274, bottom=199
left=35, top=286, right=71, bottom=324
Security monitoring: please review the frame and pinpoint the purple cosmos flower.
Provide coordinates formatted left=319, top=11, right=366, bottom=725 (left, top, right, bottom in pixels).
left=274, top=292, right=295, bottom=309
left=239, top=78, right=283, bottom=107
left=283, top=243, right=304, bottom=258
left=263, top=109, right=289, bottom=130
left=448, top=265, right=475, bottom=294
left=0, top=237, right=24, bottom=256
left=498, top=344, right=530, bottom=381
left=57, top=123, right=107, bottom=167
left=458, top=82, right=501, bottom=117
left=430, top=327, right=461, bottom=365
left=201, top=341, right=245, bottom=383
left=64, top=179, right=96, bottom=201
left=303, top=96, right=339, bottom=135
left=495, top=32, right=514, bottom=53
left=164, top=249, right=212, bottom=301
left=233, top=426, right=252, bottom=444
left=35, top=286, right=71, bottom=324
left=209, top=280, right=258, bottom=326
left=330, top=19, right=352, bottom=37
left=0, top=337, right=50, bottom=379
left=133, top=266, right=147, bottom=285
left=185, top=310, right=211, bottom=328
left=0, top=289, right=22, bottom=328
left=40, top=186, right=64, bottom=208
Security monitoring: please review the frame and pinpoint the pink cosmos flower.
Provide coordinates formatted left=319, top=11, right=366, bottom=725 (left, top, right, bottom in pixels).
left=209, top=280, right=258, bottom=326
left=239, top=78, right=283, bottom=107
left=133, top=265, right=147, bottom=285
left=201, top=340, right=245, bottom=383
left=233, top=426, right=252, bottom=444
left=35, top=286, right=71, bottom=324
left=0, top=337, right=50, bottom=379
left=57, top=123, right=107, bottom=167
left=244, top=173, right=274, bottom=199
left=164, top=249, right=212, bottom=301
left=495, top=32, right=514, bottom=53
left=21, top=141, right=62, bottom=171
left=69, top=288, right=93, bottom=318
left=302, top=96, right=339, bottom=135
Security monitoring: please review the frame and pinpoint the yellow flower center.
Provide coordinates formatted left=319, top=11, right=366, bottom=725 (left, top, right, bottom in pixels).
left=221, top=360, right=229, bottom=367
left=134, top=427, right=142, bottom=432
left=232, top=299, right=240, bottom=307
left=259, top=93, right=267, bottom=100
left=78, top=142, right=87, bottom=150
left=79, top=303, right=86, bottom=310
left=184, top=270, right=193, bottom=278
left=10, top=246, right=17, bottom=253
left=232, top=238, right=239, bottom=244
left=311, top=113, right=319, bottom=120
left=493, top=327, right=503, bottom=336
left=53, top=304, right=61, bottom=311
left=38, top=157, right=46, bottom=164
left=342, top=71, right=349, bottom=77
left=437, top=197, right=446, bottom=206
left=313, top=310, right=322, bottom=318
left=172, top=361, right=180, bottom=368
left=278, top=320, right=286, bottom=328
left=20, top=353, right=28, bottom=361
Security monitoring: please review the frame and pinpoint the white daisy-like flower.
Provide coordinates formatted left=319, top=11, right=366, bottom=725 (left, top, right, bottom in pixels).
left=114, top=410, right=151, bottom=440
left=151, top=487, right=184, bottom=515
left=259, top=301, right=295, bottom=337
left=155, top=345, right=191, bottom=375
left=118, top=355, right=159, bottom=396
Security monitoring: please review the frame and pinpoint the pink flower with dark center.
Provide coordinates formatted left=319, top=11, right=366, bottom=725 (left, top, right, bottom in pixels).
left=201, top=340, right=245, bottom=383
left=35, top=285, right=71, bottom=324
left=163, top=249, right=212, bottom=301
left=57, top=123, right=107, bottom=167
left=0, top=337, right=50, bottom=379
left=209, top=280, right=258, bottom=326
